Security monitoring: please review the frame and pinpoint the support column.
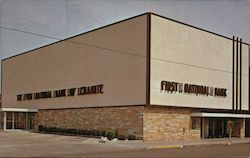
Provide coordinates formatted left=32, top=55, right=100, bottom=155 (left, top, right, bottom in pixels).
left=212, top=120, right=215, bottom=137
left=222, top=120, right=224, bottom=136
left=26, top=112, right=28, bottom=130
left=202, top=118, right=205, bottom=139
left=12, top=112, right=14, bottom=130
left=3, top=112, right=6, bottom=131
left=240, top=118, right=245, bottom=138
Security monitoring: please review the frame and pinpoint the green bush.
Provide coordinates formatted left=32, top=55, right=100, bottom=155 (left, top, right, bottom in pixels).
left=69, top=129, right=77, bottom=134
left=127, top=133, right=136, bottom=140
left=93, top=130, right=101, bottom=136
left=38, top=125, right=43, bottom=131
left=57, top=127, right=65, bottom=133
left=105, top=129, right=117, bottom=140
left=86, top=130, right=92, bottom=135
left=49, top=127, right=57, bottom=133
left=38, top=126, right=108, bottom=138
left=117, top=134, right=126, bottom=140
left=74, top=129, right=84, bottom=135
left=100, top=131, right=106, bottom=136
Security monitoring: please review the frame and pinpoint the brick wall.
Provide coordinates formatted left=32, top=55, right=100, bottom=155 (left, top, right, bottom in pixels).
left=143, top=106, right=200, bottom=141
left=232, top=119, right=245, bottom=138
left=37, top=105, right=202, bottom=141
left=36, top=106, right=144, bottom=139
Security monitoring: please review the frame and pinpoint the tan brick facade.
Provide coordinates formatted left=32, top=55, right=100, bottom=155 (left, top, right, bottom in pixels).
left=36, top=106, right=144, bottom=139
left=232, top=119, right=245, bottom=138
left=143, top=106, right=200, bottom=141
left=36, top=105, right=201, bottom=141
left=35, top=105, right=247, bottom=141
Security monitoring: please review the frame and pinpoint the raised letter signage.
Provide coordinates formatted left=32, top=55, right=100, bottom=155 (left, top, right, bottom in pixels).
left=17, top=84, right=104, bottom=101
left=161, top=81, right=227, bottom=97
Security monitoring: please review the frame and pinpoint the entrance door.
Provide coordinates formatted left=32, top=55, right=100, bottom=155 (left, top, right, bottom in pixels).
left=6, top=112, right=13, bottom=130
left=207, top=118, right=228, bottom=138
left=27, top=113, right=35, bottom=130
left=246, top=119, right=250, bottom=137
left=4, top=112, right=36, bottom=130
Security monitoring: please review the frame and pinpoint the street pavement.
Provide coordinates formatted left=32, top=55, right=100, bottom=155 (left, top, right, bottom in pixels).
left=0, top=131, right=250, bottom=157
left=74, top=143, right=250, bottom=158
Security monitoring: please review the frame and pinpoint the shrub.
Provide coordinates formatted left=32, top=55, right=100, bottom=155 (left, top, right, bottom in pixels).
left=93, top=130, right=101, bottom=136
left=127, top=134, right=136, bottom=140
left=105, top=130, right=115, bottom=140
left=56, top=127, right=65, bottom=133
left=118, top=134, right=126, bottom=140
left=100, top=131, right=106, bottom=136
left=68, top=129, right=77, bottom=134
left=49, top=127, right=57, bottom=133
left=86, top=130, right=92, bottom=135
left=89, top=130, right=95, bottom=136
left=43, top=126, right=49, bottom=132
left=38, top=125, right=43, bottom=131
left=76, top=129, right=83, bottom=135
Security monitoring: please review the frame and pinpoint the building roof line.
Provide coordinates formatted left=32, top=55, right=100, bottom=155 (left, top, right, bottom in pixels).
left=149, top=12, right=250, bottom=46
left=1, top=12, right=149, bottom=62
left=2, top=12, right=249, bottom=62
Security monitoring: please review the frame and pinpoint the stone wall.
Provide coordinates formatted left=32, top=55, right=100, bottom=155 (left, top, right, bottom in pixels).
left=37, top=105, right=201, bottom=141
left=232, top=119, right=245, bottom=138
left=36, top=106, right=144, bottom=139
left=143, top=106, right=200, bottom=141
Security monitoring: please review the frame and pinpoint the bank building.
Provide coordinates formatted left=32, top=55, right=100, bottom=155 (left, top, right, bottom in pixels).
left=0, top=12, right=250, bottom=141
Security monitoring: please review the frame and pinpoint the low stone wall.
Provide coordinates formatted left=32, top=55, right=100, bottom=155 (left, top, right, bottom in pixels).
left=36, top=106, right=144, bottom=139
left=143, top=106, right=200, bottom=141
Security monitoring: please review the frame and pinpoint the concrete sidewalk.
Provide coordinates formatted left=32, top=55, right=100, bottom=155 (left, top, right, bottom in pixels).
left=99, top=137, right=250, bottom=149
left=75, top=133, right=250, bottom=151
left=143, top=138, right=250, bottom=149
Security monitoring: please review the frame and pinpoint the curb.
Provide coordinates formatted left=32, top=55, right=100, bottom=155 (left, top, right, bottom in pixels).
left=146, top=141, right=250, bottom=150
left=147, top=145, right=182, bottom=150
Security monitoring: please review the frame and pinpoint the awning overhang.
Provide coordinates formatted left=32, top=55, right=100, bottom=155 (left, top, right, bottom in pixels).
left=0, top=108, right=38, bottom=112
left=191, top=112, right=250, bottom=118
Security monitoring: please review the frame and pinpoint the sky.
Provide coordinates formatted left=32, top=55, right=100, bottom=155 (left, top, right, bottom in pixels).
left=0, top=0, right=250, bottom=91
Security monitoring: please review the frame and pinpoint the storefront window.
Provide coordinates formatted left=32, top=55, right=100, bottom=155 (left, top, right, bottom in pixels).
left=4, top=112, right=35, bottom=130
left=191, top=118, right=196, bottom=129
left=14, top=112, right=26, bottom=129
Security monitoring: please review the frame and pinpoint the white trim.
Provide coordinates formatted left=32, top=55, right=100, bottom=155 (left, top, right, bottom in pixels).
left=0, top=108, right=38, bottom=112
left=191, top=112, right=250, bottom=118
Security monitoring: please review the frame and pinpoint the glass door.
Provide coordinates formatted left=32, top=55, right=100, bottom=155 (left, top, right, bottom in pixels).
left=27, top=113, right=35, bottom=130
left=6, top=112, right=13, bottom=130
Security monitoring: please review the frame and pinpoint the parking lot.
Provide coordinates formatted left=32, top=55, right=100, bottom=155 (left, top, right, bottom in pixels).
left=0, top=131, right=138, bottom=157
left=1, top=131, right=250, bottom=158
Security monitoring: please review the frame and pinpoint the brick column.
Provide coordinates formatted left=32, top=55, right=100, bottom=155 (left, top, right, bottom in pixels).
left=240, top=118, right=245, bottom=138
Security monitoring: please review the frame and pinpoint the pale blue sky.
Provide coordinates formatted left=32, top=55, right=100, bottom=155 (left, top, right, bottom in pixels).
left=0, top=0, right=250, bottom=91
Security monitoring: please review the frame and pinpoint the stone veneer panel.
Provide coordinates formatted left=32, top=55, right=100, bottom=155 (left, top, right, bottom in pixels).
left=232, top=118, right=245, bottom=138
left=143, top=106, right=200, bottom=141
left=36, top=106, right=144, bottom=139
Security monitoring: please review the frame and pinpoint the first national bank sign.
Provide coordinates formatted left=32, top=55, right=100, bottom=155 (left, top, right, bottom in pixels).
left=161, top=81, right=227, bottom=97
